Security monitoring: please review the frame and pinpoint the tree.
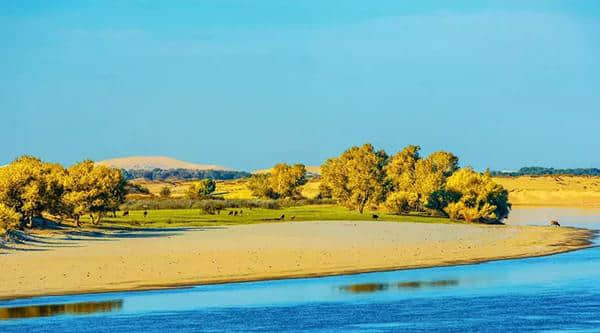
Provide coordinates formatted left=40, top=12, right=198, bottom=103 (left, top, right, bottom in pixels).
left=384, top=147, right=458, bottom=213
left=247, top=164, right=307, bottom=199
left=186, top=179, right=216, bottom=199
left=159, top=186, right=172, bottom=198
left=321, top=144, right=386, bottom=213
left=0, top=156, right=66, bottom=228
left=385, top=145, right=421, bottom=193
left=412, top=151, right=459, bottom=207
left=269, top=163, right=307, bottom=198
left=440, top=168, right=511, bottom=223
left=63, top=160, right=127, bottom=226
left=247, top=174, right=278, bottom=199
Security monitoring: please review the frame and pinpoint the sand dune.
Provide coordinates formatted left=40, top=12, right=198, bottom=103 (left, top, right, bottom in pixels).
left=97, top=156, right=232, bottom=171
left=494, top=176, right=600, bottom=206
left=0, top=221, right=592, bottom=300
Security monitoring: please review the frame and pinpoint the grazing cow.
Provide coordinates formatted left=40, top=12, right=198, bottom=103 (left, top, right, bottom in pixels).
left=228, top=211, right=233, bottom=216
left=143, top=210, right=148, bottom=218
left=372, top=214, right=379, bottom=220
left=549, top=220, right=561, bottom=227
left=240, top=210, right=243, bottom=215
left=123, top=211, right=129, bottom=217
left=234, top=211, right=238, bottom=216
left=279, top=214, right=285, bottom=220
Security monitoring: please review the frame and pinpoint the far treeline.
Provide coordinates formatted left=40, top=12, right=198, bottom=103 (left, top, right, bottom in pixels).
left=491, top=167, right=600, bottom=177
left=123, top=168, right=250, bottom=181
left=248, top=144, right=511, bottom=224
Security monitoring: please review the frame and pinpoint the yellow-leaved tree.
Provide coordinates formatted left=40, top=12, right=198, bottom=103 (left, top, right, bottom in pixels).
left=438, top=168, right=510, bottom=223
left=247, top=163, right=307, bottom=199
left=321, top=144, right=387, bottom=213
left=384, top=146, right=458, bottom=213
left=63, top=160, right=127, bottom=226
left=0, top=156, right=65, bottom=228
left=269, top=163, right=307, bottom=198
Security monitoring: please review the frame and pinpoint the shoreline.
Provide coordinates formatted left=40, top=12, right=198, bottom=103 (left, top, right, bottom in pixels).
left=0, top=222, right=596, bottom=302
left=2, top=241, right=596, bottom=302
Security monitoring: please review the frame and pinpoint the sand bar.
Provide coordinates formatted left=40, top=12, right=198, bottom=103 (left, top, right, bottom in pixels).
left=0, top=221, right=594, bottom=300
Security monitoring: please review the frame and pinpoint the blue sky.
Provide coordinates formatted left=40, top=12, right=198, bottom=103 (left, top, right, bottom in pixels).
left=2, top=0, right=599, bottom=171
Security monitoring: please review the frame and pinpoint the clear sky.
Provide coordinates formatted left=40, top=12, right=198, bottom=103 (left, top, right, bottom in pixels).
left=2, top=0, right=599, bottom=171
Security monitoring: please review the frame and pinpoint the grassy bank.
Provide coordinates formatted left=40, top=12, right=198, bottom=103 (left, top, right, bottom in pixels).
left=81, top=204, right=451, bottom=228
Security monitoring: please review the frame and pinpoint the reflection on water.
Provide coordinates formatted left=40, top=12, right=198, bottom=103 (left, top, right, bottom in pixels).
left=341, top=279, right=459, bottom=294
left=397, top=279, right=459, bottom=289
left=340, top=283, right=389, bottom=293
left=0, top=300, right=123, bottom=320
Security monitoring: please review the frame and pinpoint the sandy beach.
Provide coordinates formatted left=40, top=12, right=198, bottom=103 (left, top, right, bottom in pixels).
left=0, top=221, right=594, bottom=301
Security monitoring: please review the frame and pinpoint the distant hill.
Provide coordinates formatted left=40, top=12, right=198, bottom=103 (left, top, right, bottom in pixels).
left=98, top=156, right=250, bottom=181
left=97, top=156, right=232, bottom=171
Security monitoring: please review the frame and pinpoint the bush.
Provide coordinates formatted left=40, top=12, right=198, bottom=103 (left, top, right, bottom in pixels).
left=159, top=186, right=171, bottom=198
left=186, top=179, right=216, bottom=199
left=126, top=183, right=150, bottom=195
left=384, top=191, right=419, bottom=214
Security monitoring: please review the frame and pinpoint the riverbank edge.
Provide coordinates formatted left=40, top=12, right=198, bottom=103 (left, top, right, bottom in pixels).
left=1, top=227, right=596, bottom=302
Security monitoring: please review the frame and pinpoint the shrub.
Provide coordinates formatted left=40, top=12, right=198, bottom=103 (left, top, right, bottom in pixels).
left=384, top=191, right=420, bottom=214
left=159, top=186, right=171, bottom=198
left=186, top=179, right=216, bottom=199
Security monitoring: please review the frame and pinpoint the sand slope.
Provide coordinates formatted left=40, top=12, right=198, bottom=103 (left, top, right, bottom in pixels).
left=494, top=176, right=600, bottom=206
left=0, top=221, right=592, bottom=300
left=97, top=156, right=231, bottom=171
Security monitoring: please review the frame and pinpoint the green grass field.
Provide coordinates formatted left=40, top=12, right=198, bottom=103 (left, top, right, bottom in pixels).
left=83, top=204, right=453, bottom=228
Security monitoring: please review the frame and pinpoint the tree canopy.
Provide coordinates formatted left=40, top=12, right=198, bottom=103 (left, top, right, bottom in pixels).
left=62, top=160, right=127, bottom=225
left=247, top=163, right=307, bottom=199
left=321, top=143, right=510, bottom=223
left=320, top=144, right=387, bottom=213
left=0, top=156, right=128, bottom=233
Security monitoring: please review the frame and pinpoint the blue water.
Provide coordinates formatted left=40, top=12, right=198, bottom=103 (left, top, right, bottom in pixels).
left=1, top=207, right=599, bottom=332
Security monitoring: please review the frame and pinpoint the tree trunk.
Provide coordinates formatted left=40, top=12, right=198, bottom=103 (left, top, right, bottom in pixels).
left=75, top=215, right=81, bottom=228
left=358, top=196, right=368, bottom=214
